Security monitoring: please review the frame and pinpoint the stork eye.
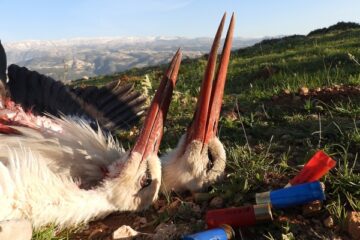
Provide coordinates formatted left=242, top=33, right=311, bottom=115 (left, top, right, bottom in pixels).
left=140, top=168, right=152, bottom=189
left=207, top=148, right=215, bottom=172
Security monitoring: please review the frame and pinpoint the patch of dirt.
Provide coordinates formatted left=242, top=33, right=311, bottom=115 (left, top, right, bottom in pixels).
left=269, top=84, right=360, bottom=106
left=71, top=212, right=154, bottom=240
left=263, top=172, right=289, bottom=189
left=68, top=191, right=354, bottom=240
left=70, top=195, right=198, bottom=240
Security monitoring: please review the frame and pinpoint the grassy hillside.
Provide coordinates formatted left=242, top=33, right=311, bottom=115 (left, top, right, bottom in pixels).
left=56, top=23, right=360, bottom=239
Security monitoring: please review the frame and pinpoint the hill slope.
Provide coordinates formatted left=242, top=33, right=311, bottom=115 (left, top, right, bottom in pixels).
left=61, top=23, right=360, bottom=239
left=75, top=22, right=360, bottom=101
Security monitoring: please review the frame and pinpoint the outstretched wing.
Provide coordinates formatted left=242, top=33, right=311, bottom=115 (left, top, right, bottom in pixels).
left=7, top=64, right=146, bottom=131
left=0, top=41, right=6, bottom=82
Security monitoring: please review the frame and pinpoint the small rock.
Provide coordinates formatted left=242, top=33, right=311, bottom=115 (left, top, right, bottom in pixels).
left=88, top=223, right=110, bottom=240
left=282, top=89, right=291, bottom=95
left=112, top=225, right=141, bottom=240
left=346, top=211, right=360, bottom=240
left=309, top=114, right=319, bottom=120
left=88, top=228, right=108, bottom=240
left=315, top=87, right=322, bottom=92
left=325, top=87, right=332, bottom=92
left=209, top=196, right=224, bottom=208
left=0, top=219, right=32, bottom=240
left=302, top=200, right=322, bottom=216
left=180, top=98, right=188, bottom=104
left=323, top=216, right=334, bottom=228
left=133, top=216, right=147, bottom=229
left=299, top=87, right=309, bottom=96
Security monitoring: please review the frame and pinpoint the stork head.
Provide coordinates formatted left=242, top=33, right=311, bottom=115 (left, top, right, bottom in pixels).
left=162, top=13, right=235, bottom=192
left=105, top=50, right=182, bottom=210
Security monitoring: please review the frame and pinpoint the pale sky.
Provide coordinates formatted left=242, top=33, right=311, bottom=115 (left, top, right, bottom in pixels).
left=1, top=0, right=359, bottom=42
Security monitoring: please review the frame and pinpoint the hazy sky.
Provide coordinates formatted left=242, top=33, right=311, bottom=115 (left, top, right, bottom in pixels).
left=1, top=0, right=359, bottom=42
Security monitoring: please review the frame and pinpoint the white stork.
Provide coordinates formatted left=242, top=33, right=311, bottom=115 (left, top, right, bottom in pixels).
left=0, top=46, right=182, bottom=229
left=0, top=13, right=234, bottom=234
left=161, top=13, right=235, bottom=192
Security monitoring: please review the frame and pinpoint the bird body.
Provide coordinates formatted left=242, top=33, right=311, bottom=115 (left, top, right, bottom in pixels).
left=0, top=48, right=182, bottom=229
left=1, top=142, right=117, bottom=228
left=0, top=13, right=235, bottom=233
left=0, top=103, right=160, bottom=228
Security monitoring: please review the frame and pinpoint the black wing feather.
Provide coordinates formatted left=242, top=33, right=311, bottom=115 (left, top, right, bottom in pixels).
left=7, top=64, right=146, bottom=131
left=0, top=41, right=6, bottom=83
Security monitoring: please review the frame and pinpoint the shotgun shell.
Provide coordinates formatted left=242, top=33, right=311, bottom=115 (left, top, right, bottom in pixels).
left=205, top=204, right=272, bottom=229
left=182, top=224, right=234, bottom=240
left=288, top=150, right=336, bottom=186
left=256, top=181, right=325, bottom=208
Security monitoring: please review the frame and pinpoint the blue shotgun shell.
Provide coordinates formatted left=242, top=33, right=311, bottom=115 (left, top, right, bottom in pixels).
left=256, top=181, right=325, bottom=209
left=182, top=225, right=234, bottom=240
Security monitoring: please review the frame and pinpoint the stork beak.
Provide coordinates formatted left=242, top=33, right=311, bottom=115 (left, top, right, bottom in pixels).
left=186, top=13, right=235, bottom=150
left=132, top=49, right=182, bottom=161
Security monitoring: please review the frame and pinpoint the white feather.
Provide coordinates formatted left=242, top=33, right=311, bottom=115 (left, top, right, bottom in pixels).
left=0, top=115, right=161, bottom=229
left=161, top=135, right=226, bottom=192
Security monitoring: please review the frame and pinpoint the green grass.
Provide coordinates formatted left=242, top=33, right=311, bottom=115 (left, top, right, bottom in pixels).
left=32, top=225, right=71, bottom=240
left=35, top=23, right=360, bottom=239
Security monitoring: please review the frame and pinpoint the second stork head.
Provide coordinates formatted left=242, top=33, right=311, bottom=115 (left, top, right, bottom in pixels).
left=161, top=14, right=235, bottom=192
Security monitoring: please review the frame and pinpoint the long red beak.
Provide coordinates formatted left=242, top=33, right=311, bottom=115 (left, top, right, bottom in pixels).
left=132, top=49, right=182, bottom=161
left=186, top=13, right=235, bottom=149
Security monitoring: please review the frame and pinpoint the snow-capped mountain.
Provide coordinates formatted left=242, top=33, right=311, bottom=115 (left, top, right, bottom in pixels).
left=3, top=36, right=260, bottom=81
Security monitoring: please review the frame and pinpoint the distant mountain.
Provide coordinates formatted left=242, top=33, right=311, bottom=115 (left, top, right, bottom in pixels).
left=3, top=36, right=261, bottom=81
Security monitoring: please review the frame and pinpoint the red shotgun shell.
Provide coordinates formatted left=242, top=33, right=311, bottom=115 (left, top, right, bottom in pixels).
left=205, top=204, right=273, bottom=229
left=289, top=150, right=336, bottom=186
